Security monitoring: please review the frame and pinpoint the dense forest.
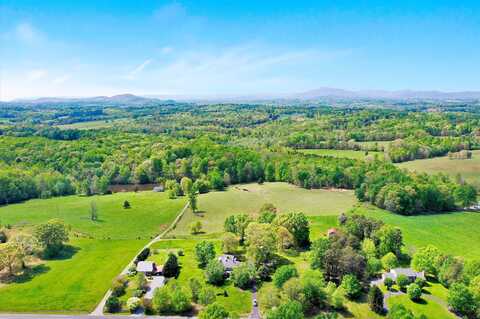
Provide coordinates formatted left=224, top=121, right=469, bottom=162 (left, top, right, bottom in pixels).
left=0, top=100, right=478, bottom=214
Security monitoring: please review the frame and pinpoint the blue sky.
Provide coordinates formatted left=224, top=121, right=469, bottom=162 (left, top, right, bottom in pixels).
left=1, top=0, right=480, bottom=100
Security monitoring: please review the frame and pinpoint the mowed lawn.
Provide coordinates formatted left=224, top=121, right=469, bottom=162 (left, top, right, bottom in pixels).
left=149, top=239, right=252, bottom=316
left=397, top=150, right=480, bottom=188
left=0, top=192, right=186, bottom=313
left=298, top=148, right=383, bottom=160
left=171, top=183, right=357, bottom=235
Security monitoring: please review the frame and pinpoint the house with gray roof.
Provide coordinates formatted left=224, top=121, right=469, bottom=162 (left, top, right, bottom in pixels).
left=382, top=268, right=425, bottom=282
left=218, top=254, right=240, bottom=272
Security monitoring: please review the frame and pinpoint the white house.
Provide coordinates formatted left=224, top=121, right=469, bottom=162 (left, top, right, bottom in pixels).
left=382, top=268, right=425, bottom=282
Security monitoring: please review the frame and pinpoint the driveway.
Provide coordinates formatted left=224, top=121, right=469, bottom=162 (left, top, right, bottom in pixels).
left=249, top=285, right=260, bottom=319
left=144, top=276, right=166, bottom=300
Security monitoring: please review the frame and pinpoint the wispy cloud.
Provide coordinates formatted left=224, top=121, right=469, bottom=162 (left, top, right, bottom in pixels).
left=27, top=69, right=48, bottom=81
left=135, top=44, right=353, bottom=94
left=123, top=59, right=153, bottom=80
left=15, top=22, right=43, bottom=44
left=52, top=74, right=71, bottom=85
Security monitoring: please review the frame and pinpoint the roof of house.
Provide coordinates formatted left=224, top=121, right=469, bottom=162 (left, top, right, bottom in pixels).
left=391, top=268, right=424, bottom=278
left=218, top=254, right=240, bottom=269
left=136, top=261, right=155, bottom=272
left=327, top=228, right=338, bottom=234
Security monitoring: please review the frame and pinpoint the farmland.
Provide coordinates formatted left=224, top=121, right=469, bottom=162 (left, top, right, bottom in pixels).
left=0, top=192, right=185, bottom=312
left=298, top=148, right=384, bottom=160
left=398, top=150, right=480, bottom=189
left=170, top=183, right=357, bottom=236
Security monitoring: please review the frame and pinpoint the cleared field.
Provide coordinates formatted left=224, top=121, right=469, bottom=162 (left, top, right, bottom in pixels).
left=0, top=192, right=186, bottom=312
left=354, top=205, right=480, bottom=259
left=0, top=191, right=185, bottom=240
left=298, top=148, right=383, bottom=160
left=397, top=150, right=480, bottom=188
left=56, top=119, right=129, bottom=130
left=0, top=239, right=140, bottom=313
left=171, top=183, right=357, bottom=236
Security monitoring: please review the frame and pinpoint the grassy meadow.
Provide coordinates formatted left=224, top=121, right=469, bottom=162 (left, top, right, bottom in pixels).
left=0, top=191, right=186, bottom=312
left=298, top=148, right=384, bottom=160
left=56, top=118, right=130, bottom=130
left=171, top=183, right=357, bottom=236
left=353, top=205, right=480, bottom=259
left=398, top=150, right=480, bottom=188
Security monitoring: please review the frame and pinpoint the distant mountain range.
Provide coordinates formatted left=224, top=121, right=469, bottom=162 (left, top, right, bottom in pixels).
left=11, top=94, right=161, bottom=105
left=291, top=87, right=480, bottom=100
left=7, top=88, right=480, bottom=104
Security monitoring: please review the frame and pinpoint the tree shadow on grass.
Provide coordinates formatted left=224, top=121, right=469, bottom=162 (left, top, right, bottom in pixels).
left=413, top=298, right=427, bottom=305
left=10, top=264, right=50, bottom=284
left=338, top=308, right=355, bottom=318
left=43, top=245, right=80, bottom=260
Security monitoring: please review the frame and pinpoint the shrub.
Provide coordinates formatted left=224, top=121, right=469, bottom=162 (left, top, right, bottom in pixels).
left=384, top=277, right=394, bottom=291
left=368, top=285, right=384, bottom=314
left=340, top=274, right=362, bottom=299
left=171, top=287, right=192, bottom=313
left=105, top=296, right=121, bottom=313
left=330, top=287, right=345, bottom=310
left=163, top=253, right=180, bottom=278
left=447, top=283, right=477, bottom=317
left=127, top=297, right=141, bottom=313
left=222, top=232, right=239, bottom=254
left=381, top=252, right=398, bottom=271
left=266, top=300, right=304, bottom=319
left=190, top=221, right=202, bottom=235
left=396, top=274, right=410, bottom=291
left=0, top=231, right=7, bottom=243
left=136, top=272, right=147, bottom=292
left=366, top=257, right=382, bottom=277
left=199, top=303, right=230, bottom=319
left=273, top=265, right=298, bottom=288
left=198, top=286, right=216, bottom=305
left=111, top=276, right=128, bottom=297
left=205, top=259, right=225, bottom=285
left=136, top=247, right=150, bottom=263
left=231, top=263, right=257, bottom=289
left=189, top=277, right=202, bottom=302
left=407, top=283, right=422, bottom=301
left=195, top=241, right=216, bottom=268
left=414, top=277, right=426, bottom=288
left=153, top=287, right=172, bottom=314
left=143, top=298, right=154, bottom=315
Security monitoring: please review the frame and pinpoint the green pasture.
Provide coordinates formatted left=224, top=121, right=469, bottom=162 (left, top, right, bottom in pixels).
left=0, top=191, right=185, bottom=312
left=171, top=183, right=357, bottom=236
left=298, top=148, right=384, bottom=160
left=397, top=150, right=480, bottom=188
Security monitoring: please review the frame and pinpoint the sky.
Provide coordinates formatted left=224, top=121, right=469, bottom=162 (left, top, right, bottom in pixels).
left=1, top=0, right=480, bottom=100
